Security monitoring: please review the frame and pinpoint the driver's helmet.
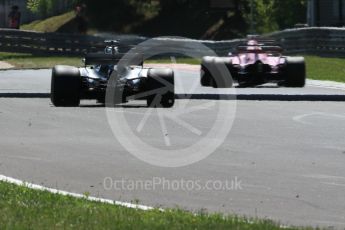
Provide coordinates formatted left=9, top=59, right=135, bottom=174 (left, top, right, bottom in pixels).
left=105, top=46, right=119, bottom=55
left=247, top=40, right=262, bottom=50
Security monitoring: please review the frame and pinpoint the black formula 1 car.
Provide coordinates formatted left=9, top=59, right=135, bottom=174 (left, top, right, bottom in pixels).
left=51, top=41, right=175, bottom=107
left=201, top=37, right=306, bottom=88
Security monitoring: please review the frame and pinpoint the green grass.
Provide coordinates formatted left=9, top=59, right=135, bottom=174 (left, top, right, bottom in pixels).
left=0, top=53, right=200, bottom=69
left=21, top=11, right=75, bottom=33
left=145, top=57, right=201, bottom=65
left=0, top=181, right=313, bottom=230
left=0, top=52, right=82, bottom=69
left=304, top=56, right=345, bottom=83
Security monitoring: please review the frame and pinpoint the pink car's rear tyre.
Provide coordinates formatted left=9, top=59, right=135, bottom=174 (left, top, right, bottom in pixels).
left=284, top=57, right=306, bottom=87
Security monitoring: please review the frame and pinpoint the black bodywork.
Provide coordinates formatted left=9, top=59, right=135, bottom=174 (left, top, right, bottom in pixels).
left=51, top=41, right=175, bottom=107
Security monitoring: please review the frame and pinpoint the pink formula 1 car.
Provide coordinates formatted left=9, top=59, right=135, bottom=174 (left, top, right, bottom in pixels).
left=201, top=38, right=306, bottom=88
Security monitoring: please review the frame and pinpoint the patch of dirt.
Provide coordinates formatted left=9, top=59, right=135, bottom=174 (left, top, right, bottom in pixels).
left=0, top=61, right=14, bottom=69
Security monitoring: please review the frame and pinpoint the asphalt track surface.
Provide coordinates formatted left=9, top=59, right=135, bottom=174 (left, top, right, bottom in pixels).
left=1, top=69, right=345, bottom=228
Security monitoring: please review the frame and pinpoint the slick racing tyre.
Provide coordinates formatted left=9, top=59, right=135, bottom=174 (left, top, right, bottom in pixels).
left=146, top=68, right=175, bottom=108
left=200, top=57, right=233, bottom=88
left=284, top=57, right=306, bottom=87
left=201, top=56, right=213, bottom=87
left=51, top=65, right=81, bottom=107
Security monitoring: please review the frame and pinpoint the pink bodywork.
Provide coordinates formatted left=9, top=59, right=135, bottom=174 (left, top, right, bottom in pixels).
left=230, top=40, right=286, bottom=72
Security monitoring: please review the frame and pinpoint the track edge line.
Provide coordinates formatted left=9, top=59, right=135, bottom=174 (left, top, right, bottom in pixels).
left=0, top=174, right=155, bottom=211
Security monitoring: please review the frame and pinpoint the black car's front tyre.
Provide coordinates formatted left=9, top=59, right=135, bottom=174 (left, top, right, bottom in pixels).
left=284, top=57, right=306, bottom=87
left=51, top=65, right=81, bottom=107
left=146, top=68, right=175, bottom=108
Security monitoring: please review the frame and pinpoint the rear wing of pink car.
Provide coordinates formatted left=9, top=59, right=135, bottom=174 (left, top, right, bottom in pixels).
left=236, top=45, right=284, bottom=53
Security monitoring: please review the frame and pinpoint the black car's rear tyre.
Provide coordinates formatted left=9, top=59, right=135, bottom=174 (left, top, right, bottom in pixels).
left=146, top=68, right=175, bottom=108
left=284, top=57, right=306, bottom=87
left=51, top=65, right=81, bottom=107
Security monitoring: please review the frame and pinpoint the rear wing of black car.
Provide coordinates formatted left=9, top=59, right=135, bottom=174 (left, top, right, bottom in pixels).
left=84, top=53, right=143, bottom=66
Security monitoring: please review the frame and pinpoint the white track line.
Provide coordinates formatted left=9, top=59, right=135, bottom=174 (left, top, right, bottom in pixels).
left=307, top=79, right=345, bottom=91
left=0, top=174, right=154, bottom=211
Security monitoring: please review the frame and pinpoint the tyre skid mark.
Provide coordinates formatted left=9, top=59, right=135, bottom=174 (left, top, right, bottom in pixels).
left=293, top=112, right=345, bottom=125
